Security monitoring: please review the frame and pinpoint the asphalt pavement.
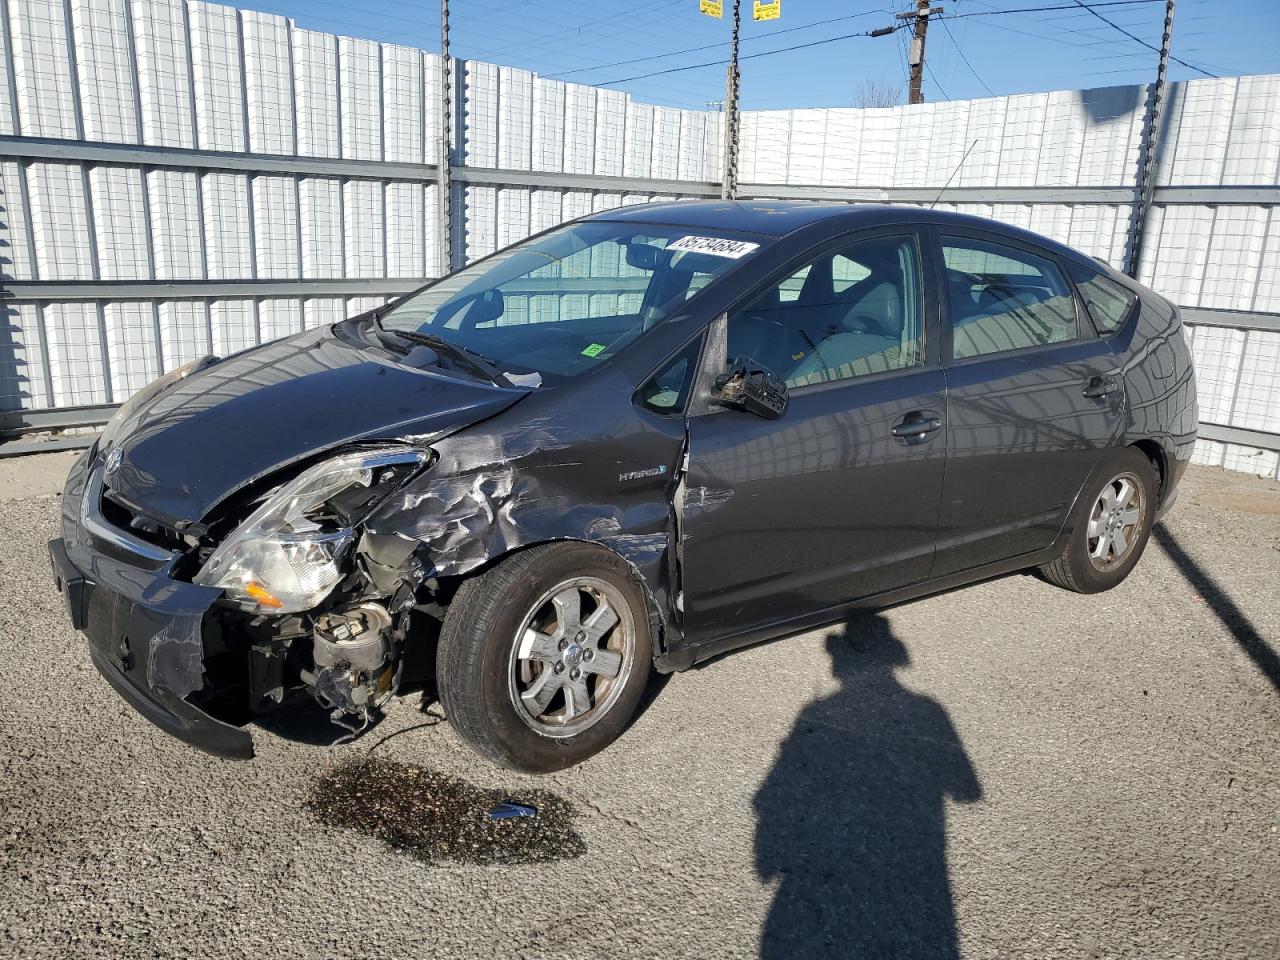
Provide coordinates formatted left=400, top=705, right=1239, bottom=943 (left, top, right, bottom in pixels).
left=1, top=454, right=1276, bottom=959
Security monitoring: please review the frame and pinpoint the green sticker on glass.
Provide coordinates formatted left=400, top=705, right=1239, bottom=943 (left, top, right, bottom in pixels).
left=581, top=342, right=607, bottom=358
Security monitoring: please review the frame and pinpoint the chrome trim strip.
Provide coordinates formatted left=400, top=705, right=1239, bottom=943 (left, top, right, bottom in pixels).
left=357, top=449, right=431, bottom=470
left=80, top=465, right=177, bottom=563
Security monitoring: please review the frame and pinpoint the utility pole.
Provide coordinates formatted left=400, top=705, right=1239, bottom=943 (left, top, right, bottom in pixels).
left=439, top=0, right=456, bottom=274
left=721, top=0, right=741, bottom=199
left=1124, top=0, right=1175, bottom=279
left=897, top=2, right=943, bottom=105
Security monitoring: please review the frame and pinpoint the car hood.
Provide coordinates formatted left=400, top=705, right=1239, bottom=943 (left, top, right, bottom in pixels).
left=104, top=327, right=531, bottom=527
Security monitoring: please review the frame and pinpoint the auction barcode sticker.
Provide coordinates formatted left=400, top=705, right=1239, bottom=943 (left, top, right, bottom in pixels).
left=667, top=236, right=760, bottom=259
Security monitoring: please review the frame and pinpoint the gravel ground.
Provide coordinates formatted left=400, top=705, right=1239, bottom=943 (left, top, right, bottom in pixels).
left=0, top=452, right=79, bottom=503
left=0, top=460, right=1277, bottom=959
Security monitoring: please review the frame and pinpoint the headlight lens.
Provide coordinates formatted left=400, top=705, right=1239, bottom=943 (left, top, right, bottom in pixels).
left=100, top=355, right=218, bottom=452
left=194, top=446, right=426, bottom=613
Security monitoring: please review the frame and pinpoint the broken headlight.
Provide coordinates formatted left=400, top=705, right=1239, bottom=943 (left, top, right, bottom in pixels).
left=194, top=446, right=427, bottom=613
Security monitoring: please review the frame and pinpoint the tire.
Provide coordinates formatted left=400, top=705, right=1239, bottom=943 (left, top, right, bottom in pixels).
left=437, top=542, right=654, bottom=773
left=1039, top=446, right=1159, bottom=594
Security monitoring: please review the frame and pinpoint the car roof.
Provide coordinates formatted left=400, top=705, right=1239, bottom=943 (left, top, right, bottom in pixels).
left=590, top=199, right=869, bottom=236
left=589, top=199, right=1093, bottom=266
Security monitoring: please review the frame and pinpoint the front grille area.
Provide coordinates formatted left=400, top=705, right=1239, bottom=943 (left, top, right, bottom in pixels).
left=99, top=485, right=190, bottom=553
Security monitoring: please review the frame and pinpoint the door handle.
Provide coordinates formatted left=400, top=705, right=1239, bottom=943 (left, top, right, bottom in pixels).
left=891, top=413, right=943, bottom=439
left=1083, top=375, right=1120, bottom=399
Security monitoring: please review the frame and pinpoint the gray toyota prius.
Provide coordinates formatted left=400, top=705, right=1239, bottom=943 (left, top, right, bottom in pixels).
left=50, top=201, right=1197, bottom=771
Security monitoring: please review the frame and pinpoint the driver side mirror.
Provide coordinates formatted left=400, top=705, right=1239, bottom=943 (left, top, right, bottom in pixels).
left=713, top=355, right=788, bottom=420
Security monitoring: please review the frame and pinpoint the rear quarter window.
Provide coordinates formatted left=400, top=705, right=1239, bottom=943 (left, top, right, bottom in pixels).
left=1070, top=267, right=1138, bottom=335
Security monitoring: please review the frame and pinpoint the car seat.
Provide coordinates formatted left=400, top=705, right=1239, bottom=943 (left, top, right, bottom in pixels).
left=727, top=287, right=792, bottom=372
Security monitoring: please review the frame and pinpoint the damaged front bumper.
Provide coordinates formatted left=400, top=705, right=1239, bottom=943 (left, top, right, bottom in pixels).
left=50, top=450, right=255, bottom=760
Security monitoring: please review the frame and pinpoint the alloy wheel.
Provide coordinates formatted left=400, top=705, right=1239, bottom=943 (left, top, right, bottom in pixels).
left=1087, top=472, right=1145, bottom=571
left=507, top=576, right=635, bottom=738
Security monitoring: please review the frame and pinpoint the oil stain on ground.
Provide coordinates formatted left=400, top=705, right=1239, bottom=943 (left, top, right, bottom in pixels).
left=306, top=757, right=586, bottom=866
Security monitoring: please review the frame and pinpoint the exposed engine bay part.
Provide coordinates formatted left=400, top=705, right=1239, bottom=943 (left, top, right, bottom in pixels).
left=300, top=602, right=399, bottom=738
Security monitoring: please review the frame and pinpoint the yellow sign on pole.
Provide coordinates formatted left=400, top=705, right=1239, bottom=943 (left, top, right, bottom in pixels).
left=699, top=0, right=723, bottom=18
left=753, top=0, right=780, bottom=21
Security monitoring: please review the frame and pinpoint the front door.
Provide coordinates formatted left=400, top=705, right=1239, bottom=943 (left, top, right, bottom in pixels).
left=681, top=230, right=947, bottom=645
left=932, top=230, right=1125, bottom=575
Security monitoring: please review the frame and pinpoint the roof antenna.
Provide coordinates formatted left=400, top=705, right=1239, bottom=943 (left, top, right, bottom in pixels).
left=929, top=139, right=980, bottom=209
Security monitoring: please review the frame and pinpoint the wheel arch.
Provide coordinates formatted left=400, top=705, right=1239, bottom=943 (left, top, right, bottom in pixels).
left=1055, top=438, right=1164, bottom=546
left=441, top=536, right=680, bottom=670
left=1129, top=438, right=1168, bottom=504
left=1039, top=442, right=1161, bottom=592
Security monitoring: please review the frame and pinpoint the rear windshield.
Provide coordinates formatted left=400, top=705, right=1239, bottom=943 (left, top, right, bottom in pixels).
left=378, top=221, right=764, bottom=381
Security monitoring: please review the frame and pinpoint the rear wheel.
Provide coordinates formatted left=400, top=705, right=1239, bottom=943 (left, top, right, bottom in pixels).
left=1039, top=447, right=1158, bottom=594
left=438, top=542, right=653, bottom=772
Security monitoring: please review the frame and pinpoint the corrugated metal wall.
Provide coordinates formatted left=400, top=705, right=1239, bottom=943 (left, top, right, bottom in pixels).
left=0, top=0, right=720, bottom=418
left=1, top=0, right=1277, bottom=476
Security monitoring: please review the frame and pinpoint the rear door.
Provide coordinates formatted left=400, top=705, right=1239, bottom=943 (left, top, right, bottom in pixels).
left=931, top=228, right=1125, bottom=576
left=680, top=228, right=947, bottom=644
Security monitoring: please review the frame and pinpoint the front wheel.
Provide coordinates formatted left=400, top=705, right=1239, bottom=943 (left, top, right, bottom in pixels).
left=1039, top=446, right=1158, bottom=594
left=437, top=542, right=653, bottom=772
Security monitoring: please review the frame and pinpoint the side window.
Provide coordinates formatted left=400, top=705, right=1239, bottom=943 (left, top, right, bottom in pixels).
left=1068, top=264, right=1138, bottom=335
left=831, top=253, right=871, bottom=293
left=777, top=264, right=812, bottom=302
left=726, top=235, right=923, bottom=389
left=683, top=270, right=717, bottom=301
left=637, top=337, right=702, bottom=415
left=942, top=237, right=1078, bottom=360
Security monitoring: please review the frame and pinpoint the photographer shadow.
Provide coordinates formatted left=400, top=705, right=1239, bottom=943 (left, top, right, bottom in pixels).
left=754, top=613, right=982, bottom=959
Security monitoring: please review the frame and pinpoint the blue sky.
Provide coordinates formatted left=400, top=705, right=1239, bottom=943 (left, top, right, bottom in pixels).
left=245, top=0, right=1280, bottom=110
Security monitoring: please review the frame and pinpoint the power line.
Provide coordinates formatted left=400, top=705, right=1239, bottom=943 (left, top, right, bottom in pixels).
left=946, top=7, right=1151, bottom=53
left=268, top=3, right=719, bottom=108
left=277, top=0, right=1217, bottom=110
left=596, top=24, right=910, bottom=86
left=435, top=1, right=727, bottom=85
left=900, top=0, right=1144, bottom=104
left=924, top=60, right=952, bottom=100
left=289, top=0, right=436, bottom=30
left=1068, top=0, right=1216, bottom=77
left=448, top=2, right=733, bottom=104
left=546, top=7, right=886, bottom=80
left=948, top=0, right=1217, bottom=79
left=589, top=1, right=1166, bottom=92
left=449, top=2, right=739, bottom=103
left=942, top=0, right=1164, bottom=16
left=460, top=0, right=688, bottom=63
left=940, top=14, right=996, bottom=96
left=540, top=0, right=1171, bottom=95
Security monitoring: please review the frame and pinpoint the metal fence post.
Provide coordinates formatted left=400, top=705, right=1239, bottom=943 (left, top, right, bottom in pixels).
left=439, top=0, right=456, bottom=274
left=720, top=0, right=741, bottom=200
left=1123, top=0, right=1175, bottom=280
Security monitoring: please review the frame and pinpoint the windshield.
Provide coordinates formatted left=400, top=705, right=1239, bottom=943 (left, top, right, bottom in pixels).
left=378, top=220, right=763, bottom=381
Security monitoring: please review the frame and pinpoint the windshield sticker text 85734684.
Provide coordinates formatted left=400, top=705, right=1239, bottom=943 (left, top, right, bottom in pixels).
left=667, top=236, right=760, bottom=259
